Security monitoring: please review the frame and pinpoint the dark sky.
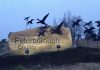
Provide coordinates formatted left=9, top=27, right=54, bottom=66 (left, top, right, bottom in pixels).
left=0, top=0, right=100, bottom=39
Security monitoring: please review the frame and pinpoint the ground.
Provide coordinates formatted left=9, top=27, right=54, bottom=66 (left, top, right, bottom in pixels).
left=0, top=63, right=100, bottom=70
left=0, top=47, right=100, bottom=70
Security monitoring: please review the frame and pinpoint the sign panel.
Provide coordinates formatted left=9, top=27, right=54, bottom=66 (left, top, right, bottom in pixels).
left=8, top=27, right=72, bottom=55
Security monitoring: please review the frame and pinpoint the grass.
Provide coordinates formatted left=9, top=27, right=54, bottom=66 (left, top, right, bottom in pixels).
left=0, top=47, right=100, bottom=67
left=15, top=65, right=24, bottom=70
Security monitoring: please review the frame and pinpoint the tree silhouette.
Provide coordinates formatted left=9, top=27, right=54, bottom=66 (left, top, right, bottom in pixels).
left=95, top=21, right=100, bottom=40
left=77, top=34, right=81, bottom=40
left=53, top=18, right=57, bottom=26
left=95, top=21, right=100, bottom=48
left=72, top=19, right=81, bottom=27
left=62, top=13, right=84, bottom=47
left=63, top=13, right=68, bottom=27
left=84, top=26, right=95, bottom=39
left=67, top=11, right=72, bottom=28
left=72, top=19, right=82, bottom=47
left=84, top=22, right=96, bottom=47
left=0, top=39, right=7, bottom=48
left=0, top=39, right=7, bottom=43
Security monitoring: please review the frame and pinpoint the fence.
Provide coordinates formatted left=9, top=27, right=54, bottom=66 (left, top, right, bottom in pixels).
left=76, top=39, right=100, bottom=48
